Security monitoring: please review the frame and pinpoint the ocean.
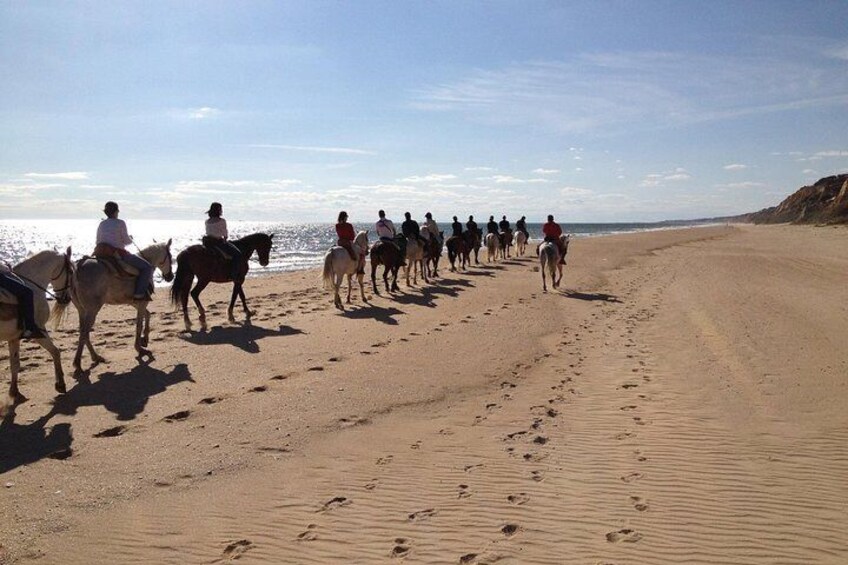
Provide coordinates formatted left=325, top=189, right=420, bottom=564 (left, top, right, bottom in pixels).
left=0, top=218, right=717, bottom=281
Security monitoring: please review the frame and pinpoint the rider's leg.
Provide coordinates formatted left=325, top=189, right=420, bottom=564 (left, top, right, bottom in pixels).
left=123, top=254, right=154, bottom=299
left=0, top=274, right=45, bottom=338
left=222, top=240, right=244, bottom=281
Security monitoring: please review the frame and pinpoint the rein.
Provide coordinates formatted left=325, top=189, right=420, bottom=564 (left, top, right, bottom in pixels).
left=12, top=255, right=72, bottom=301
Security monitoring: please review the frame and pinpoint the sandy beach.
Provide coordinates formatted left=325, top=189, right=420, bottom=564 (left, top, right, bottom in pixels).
left=1, top=224, right=847, bottom=564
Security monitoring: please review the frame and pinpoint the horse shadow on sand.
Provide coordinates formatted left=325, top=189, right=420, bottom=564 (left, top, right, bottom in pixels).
left=341, top=304, right=405, bottom=325
left=182, top=323, right=303, bottom=353
left=562, top=290, right=623, bottom=303
left=392, top=279, right=473, bottom=308
left=0, top=363, right=193, bottom=474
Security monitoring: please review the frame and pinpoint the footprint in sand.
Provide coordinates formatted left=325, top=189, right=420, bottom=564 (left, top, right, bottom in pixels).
left=621, top=472, right=643, bottom=483
left=533, top=435, right=548, bottom=445
left=615, top=431, right=635, bottom=440
left=457, top=484, right=471, bottom=499
left=376, top=455, right=394, bottom=466
left=606, top=528, right=643, bottom=543
left=319, top=496, right=351, bottom=512
left=199, top=396, right=223, bottom=405
left=269, top=374, right=290, bottom=381
left=459, top=553, right=478, bottom=564
left=619, top=383, right=639, bottom=390
left=619, top=405, right=637, bottom=411
left=222, top=539, right=253, bottom=559
left=339, top=416, right=371, bottom=428
left=504, top=430, right=528, bottom=441
left=249, top=385, right=268, bottom=393
left=408, top=508, right=437, bottom=522
left=163, top=410, right=191, bottom=422
left=501, top=524, right=521, bottom=538
left=93, top=425, right=126, bottom=438
left=365, top=479, right=379, bottom=490
left=530, top=470, right=545, bottom=482
left=507, top=493, right=530, bottom=505
left=464, top=463, right=484, bottom=473
left=630, top=496, right=649, bottom=512
left=391, top=538, right=411, bottom=558
left=296, top=524, right=318, bottom=541
left=307, top=366, right=324, bottom=372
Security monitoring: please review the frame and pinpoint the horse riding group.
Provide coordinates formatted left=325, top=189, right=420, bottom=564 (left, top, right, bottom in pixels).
left=323, top=210, right=570, bottom=309
left=2, top=201, right=568, bottom=409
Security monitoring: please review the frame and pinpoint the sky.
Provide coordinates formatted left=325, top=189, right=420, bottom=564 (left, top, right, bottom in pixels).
left=2, top=0, right=847, bottom=223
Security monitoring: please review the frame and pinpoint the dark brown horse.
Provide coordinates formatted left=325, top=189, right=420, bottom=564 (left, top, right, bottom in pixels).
left=466, top=228, right=482, bottom=264
left=446, top=235, right=469, bottom=272
left=425, top=231, right=444, bottom=278
left=370, top=239, right=402, bottom=294
left=170, top=233, right=274, bottom=332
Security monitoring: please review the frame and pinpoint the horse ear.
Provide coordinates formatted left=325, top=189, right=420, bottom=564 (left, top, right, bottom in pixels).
left=153, top=238, right=158, bottom=243
left=65, top=246, right=72, bottom=258
left=269, top=233, right=275, bottom=240
left=167, top=238, right=172, bottom=247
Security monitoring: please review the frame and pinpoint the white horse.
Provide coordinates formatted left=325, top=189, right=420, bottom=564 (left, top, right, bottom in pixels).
left=1, top=248, right=73, bottom=408
left=514, top=231, right=527, bottom=256
left=485, top=233, right=499, bottom=262
left=322, top=231, right=369, bottom=310
left=538, top=234, right=570, bottom=292
left=53, top=241, right=174, bottom=378
left=404, top=237, right=429, bottom=286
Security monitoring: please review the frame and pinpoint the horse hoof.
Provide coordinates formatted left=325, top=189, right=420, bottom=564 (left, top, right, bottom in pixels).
left=55, top=380, right=67, bottom=394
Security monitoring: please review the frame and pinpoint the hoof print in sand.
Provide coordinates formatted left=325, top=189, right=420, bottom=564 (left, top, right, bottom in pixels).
left=408, top=508, right=437, bottom=522
left=391, top=538, right=411, bottom=559
left=93, top=425, right=126, bottom=438
left=620, top=472, right=643, bottom=483
left=296, top=524, right=318, bottom=541
left=606, top=528, right=642, bottom=543
left=163, top=410, right=190, bottom=423
left=459, top=553, right=478, bottom=564
left=507, top=493, right=530, bottom=505
left=319, top=496, right=350, bottom=512
left=222, top=539, right=253, bottom=559
left=501, top=524, right=520, bottom=538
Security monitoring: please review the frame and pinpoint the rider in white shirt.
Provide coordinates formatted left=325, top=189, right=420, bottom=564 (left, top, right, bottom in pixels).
left=423, top=212, right=441, bottom=244
left=204, top=202, right=243, bottom=281
left=94, top=201, right=153, bottom=301
left=375, top=210, right=397, bottom=241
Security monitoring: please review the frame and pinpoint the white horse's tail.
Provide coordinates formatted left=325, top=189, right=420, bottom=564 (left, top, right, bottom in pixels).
left=545, top=245, right=558, bottom=280
left=322, top=250, right=335, bottom=290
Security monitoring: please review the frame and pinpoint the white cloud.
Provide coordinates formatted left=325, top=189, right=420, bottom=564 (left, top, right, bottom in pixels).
left=24, top=171, right=89, bottom=180
left=248, top=144, right=377, bottom=156
left=480, top=175, right=551, bottom=184
left=188, top=106, right=220, bottom=119
left=533, top=168, right=560, bottom=175
left=412, top=52, right=848, bottom=134
left=464, top=166, right=494, bottom=171
left=715, top=181, right=766, bottom=189
left=802, top=169, right=819, bottom=175
left=639, top=168, right=692, bottom=187
left=814, top=150, right=848, bottom=158
left=723, top=163, right=747, bottom=171
left=399, top=174, right=457, bottom=183
left=560, top=186, right=593, bottom=197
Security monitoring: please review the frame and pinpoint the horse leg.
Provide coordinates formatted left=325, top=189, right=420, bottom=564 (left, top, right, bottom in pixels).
left=134, top=305, right=151, bottom=356
left=345, top=273, right=353, bottom=305
left=357, top=271, right=367, bottom=303
left=383, top=265, right=390, bottom=293
left=35, top=336, right=66, bottom=394
left=421, top=260, right=428, bottom=283
left=371, top=261, right=380, bottom=295
left=541, top=258, right=548, bottom=292
left=179, top=275, right=193, bottom=333
left=8, top=339, right=23, bottom=403
left=190, top=279, right=210, bottom=331
left=391, top=265, right=400, bottom=292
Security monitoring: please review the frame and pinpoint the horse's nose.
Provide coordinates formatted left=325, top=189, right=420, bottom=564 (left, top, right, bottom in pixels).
left=163, top=272, right=174, bottom=282
left=260, top=259, right=269, bottom=267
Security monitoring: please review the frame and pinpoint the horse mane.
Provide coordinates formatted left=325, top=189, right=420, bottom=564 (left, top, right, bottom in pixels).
left=232, top=232, right=270, bottom=247
left=13, top=249, right=59, bottom=270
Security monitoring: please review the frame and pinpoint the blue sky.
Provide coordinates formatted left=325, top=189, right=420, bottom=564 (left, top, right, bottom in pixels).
left=2, top=1, right=847, bottom=222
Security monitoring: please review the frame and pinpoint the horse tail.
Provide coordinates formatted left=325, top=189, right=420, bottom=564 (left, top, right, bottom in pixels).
left=544, top=245, right=558, bottom=279
left=322, top=251, right=335, bottom=290
left=50, top=298, right=70, bottom=329
left=170, top=253, right=194, bottom=308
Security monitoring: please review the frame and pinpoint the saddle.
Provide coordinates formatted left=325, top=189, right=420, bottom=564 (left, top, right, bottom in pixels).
left=88, top=255, right=138, bottom=278
left=201, top=236, right=234, bottom=260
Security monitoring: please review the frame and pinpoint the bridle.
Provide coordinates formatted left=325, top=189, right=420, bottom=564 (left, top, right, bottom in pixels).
left=12, top=253, right=73, bottom=303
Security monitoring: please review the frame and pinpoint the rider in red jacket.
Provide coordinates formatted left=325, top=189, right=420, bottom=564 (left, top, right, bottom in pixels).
left=542, top=215, right=566, bottom=264
left=336, top=211, right=364, bottom=274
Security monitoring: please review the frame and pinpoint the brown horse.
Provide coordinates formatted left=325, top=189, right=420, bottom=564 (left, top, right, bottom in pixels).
left=425, top=231, right=444, bottom=278
left=466, top=228, right=482, bottom=264
left=370, top=239, right=402, bottom=294
left=170, top=233, right=274, bottom=332
left=446, top=235, right=469, bottom=271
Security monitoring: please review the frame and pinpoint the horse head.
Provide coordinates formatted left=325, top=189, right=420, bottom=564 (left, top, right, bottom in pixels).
left=354, top=230, right=370, bottom=253
left=55, top=247, right=73, bottom=305
left=256, top=233, right=274, bottom=267
left=141, top=239, right=175, bottom=282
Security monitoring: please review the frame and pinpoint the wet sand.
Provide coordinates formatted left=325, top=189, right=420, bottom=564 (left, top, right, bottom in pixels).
left=1, top=224, right=847, bottom=564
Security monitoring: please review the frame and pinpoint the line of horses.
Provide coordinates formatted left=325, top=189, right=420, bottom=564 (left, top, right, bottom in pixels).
left=2, top=229, right=567, bottom=412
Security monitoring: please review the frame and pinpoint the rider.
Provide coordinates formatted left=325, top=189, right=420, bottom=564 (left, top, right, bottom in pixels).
left=95, top=201, right=153, bottom=301
left=336, top=211, right=364, bottom=275
left=467, top=215, right=479, bottom=239
left=375, top=210, right=404, bottom=265
left=516, top=215, right=529, bottom=242
left=205, top=202, right=243, bottom=281
left=543, top=214, right=567, bottom=264
left=423, top=212, right=441, bottom=245
left=401, top=212, right=421, bottom=243
left=499, top=215, right=511, bottom=233
left=0, top=267, right=47, bottom=339
left=451, top=216, right=463, bottom=237
left=486, top=215, right=499, bottom=235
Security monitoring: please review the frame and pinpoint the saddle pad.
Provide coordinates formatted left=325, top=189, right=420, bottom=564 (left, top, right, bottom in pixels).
left=0, top=288, right=18, bottom=305
left=88, top=256, right=138, bottom=277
